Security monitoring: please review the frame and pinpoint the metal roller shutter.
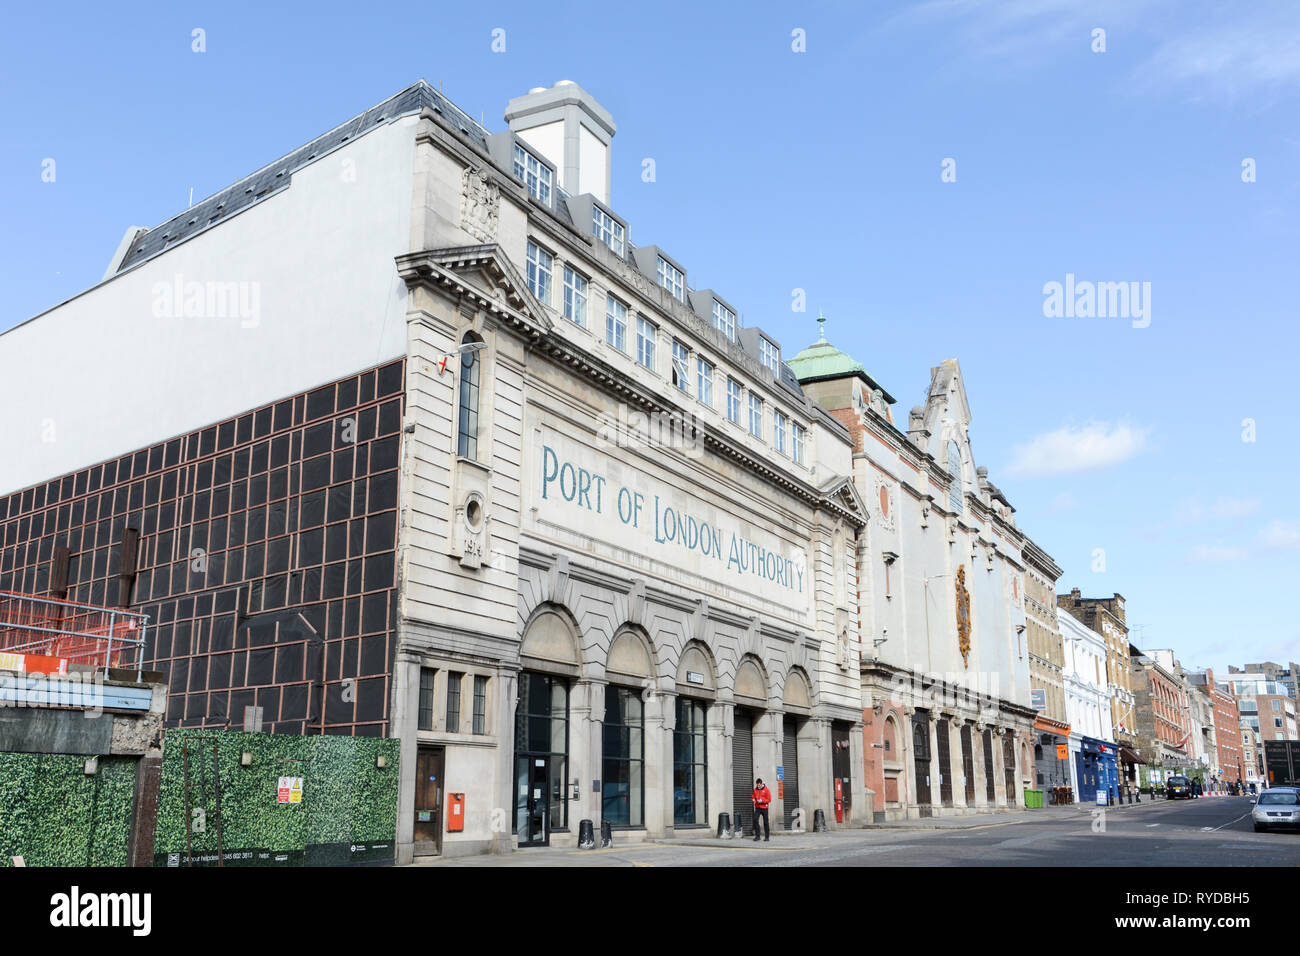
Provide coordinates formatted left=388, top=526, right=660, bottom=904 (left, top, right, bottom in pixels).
left=732, top=709, right=753, bottom=835
left=782, top=715, right=800, bottom=829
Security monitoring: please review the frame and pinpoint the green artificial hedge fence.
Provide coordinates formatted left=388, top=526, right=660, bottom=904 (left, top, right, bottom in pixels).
left=153, top=728, right=400, bottom=866
left=0, top=752, right=137, bottom=867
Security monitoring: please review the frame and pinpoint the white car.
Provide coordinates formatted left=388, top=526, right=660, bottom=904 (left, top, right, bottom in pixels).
left=1252, top=787, right=1300, bottom=832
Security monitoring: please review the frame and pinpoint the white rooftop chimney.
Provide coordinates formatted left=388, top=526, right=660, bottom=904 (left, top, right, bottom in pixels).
left=504, top=81, right=616, bottom=205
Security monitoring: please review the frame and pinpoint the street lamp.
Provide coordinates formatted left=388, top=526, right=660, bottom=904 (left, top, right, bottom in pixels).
left=437, top=339, right=488, bottom=374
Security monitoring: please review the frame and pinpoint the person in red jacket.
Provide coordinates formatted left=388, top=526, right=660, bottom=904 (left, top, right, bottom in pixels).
left=752, top=778, right=772, bottom=841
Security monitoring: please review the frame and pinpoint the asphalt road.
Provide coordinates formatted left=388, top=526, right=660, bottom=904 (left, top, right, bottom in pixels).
left=419, top=795, right=1300, bottom=867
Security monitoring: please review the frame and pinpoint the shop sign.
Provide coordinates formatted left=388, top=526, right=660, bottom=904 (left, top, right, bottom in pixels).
left=536, top=435, right=809, bottom=604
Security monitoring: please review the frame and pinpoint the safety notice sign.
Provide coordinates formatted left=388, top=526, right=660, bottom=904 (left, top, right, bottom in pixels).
left=278, top=776, right=304, bottom=804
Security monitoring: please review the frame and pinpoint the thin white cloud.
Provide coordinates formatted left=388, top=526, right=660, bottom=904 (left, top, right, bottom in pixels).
left=1188, top=544, right=1249, bottom=563
left=1259, top=520, right=1300, bottom=550
left=1004, top=421, right=1151, bottom=478
left=887, top=0, right=1300, bottom=102
left=1135, top=16, right=1300, bottom=104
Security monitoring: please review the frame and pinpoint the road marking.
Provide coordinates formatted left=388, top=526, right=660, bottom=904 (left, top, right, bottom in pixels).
left=1212, top=809, right=1254, bottom=832
left=1146, top=823, right=1160, bottom=827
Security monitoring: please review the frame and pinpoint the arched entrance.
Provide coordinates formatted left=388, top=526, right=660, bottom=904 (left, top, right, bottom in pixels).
left=732, top=655, right=768, bottom=835
left=673, top=643, right=716, bottom=828
left=782, top=668, right=812, bottom=829
left=514, top=607, right=580, bottom=847
left=603, top=627, right=654, bottom=830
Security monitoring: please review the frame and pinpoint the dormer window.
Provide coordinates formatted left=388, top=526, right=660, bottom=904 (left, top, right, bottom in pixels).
left=712, top=300, right=736, bottom=340
left=759, top=338, right=779, bottom=374
left=513, top=144, right=552, bottom=204
left=592, top=206, right=625, bottom=256
left=657, top=257, right=685, bottom=302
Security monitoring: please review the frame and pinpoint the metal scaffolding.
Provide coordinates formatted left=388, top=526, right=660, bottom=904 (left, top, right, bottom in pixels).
left=0, top=590, right=148, bottom=673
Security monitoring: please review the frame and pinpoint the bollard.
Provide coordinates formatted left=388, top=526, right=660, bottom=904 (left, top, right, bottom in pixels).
left=578, top=819, right=595, bottom=849
left=600, top=821, right=613, bottom=848
left=717, top=812, right=732, bottom=840
left=812, top=809, right=828, bottom=832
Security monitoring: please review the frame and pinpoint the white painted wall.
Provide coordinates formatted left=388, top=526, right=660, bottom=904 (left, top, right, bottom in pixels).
left=1062, top=612, right=1113, bottom=740
left=578, top=124, right=608, bottom=203
left=0, top=116, right=417, bottom=495
left=516, top=123, right=564, bottom=187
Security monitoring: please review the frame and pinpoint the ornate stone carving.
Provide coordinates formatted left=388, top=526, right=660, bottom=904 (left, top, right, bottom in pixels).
left=460, top=166, right=499, bottom=243
left=457, top=508, right=484, bottom=569
left=875, top=479, right=896, bottom=532
left=956, top=564, right=971, bottom=668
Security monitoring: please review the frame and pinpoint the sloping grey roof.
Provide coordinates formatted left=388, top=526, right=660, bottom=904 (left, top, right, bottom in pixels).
left=115, top=81, right=487, bottom=274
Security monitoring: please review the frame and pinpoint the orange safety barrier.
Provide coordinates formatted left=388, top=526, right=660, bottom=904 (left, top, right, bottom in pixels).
left=0, top=590, right=147, bottom=670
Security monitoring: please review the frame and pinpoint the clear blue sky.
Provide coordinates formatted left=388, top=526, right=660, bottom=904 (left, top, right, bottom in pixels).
left=2, top=0, right=1296, bottom=677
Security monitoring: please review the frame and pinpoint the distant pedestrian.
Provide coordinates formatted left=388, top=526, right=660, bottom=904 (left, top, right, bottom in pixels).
left=752, top=778, right=772, bottom=842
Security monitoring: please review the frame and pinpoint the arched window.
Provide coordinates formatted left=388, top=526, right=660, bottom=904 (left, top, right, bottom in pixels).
left=457, top=333, right=482, bottom=460
left=947, top=441, right=962, bottom=512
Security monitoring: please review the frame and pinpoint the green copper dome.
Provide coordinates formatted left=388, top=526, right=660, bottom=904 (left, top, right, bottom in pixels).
left=787, top=313, right=896, bottom=403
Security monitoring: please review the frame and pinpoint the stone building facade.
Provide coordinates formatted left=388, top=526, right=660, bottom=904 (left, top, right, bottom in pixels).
left=790, top=327, right=1036, bottom=821
left=1023, top=540, right=1069, bottom=794
left=1130, top=648, right=1190, bottom=786
left=1188, top=669, right=1242, bottom=783
left=1058, top=589, right=1139, bottom=794
left=0, top=78, right=871, bottom=863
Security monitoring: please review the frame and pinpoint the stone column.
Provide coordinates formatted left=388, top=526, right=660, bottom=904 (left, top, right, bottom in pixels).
left=491, top=667, right=518, bottom=854
left=647, top=687, right=676, bottom=839
left=570, top=677, right=605, bottom=835
left=849, top=719, right=870, bottom=824
left=753, top=708, right=782, bottom=835
left=392, top=654, right=420, bottom=865
left=901, top=705, right=918, bottom=818
left=993, top=727, right=1008, bottom=807
left=803, top=716, right=832, bottom=827
left=947, top=717, right=968, bottom=811
left=715, top=701, right=735, bottom=830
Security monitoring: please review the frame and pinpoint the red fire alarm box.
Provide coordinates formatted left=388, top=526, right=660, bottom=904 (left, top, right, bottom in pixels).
left=447, top=793, right=465, bottom=832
